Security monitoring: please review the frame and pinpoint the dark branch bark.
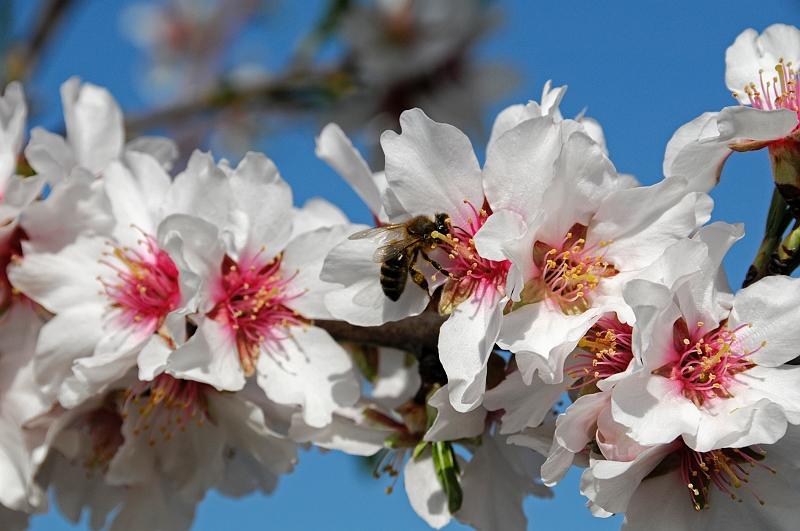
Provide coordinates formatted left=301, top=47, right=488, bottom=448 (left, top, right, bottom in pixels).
left=124, top=70, right=348, bottom=134
left=315, top=310, right=446, bottom=356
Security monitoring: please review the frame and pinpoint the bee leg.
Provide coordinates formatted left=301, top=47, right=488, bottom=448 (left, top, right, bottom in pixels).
left=409, top=263, right=429, bottom=292
left=420, top=251, right=450, bottom=277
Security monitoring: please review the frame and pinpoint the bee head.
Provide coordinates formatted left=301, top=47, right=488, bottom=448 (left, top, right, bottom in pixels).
left=434, top=213, right=450, bottom=235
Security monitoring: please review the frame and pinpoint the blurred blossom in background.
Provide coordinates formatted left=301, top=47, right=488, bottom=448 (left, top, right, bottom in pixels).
left=1, top=0, right=798, bottom=529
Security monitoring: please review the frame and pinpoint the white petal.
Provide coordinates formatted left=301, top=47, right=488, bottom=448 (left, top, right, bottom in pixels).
left=9, top=236, right=106, bottom=313
left=424, top=385, right=486, bottom=442
left=729, top=275, right=800, bottom=366
left=555, top=392, right=609, bottom=452
left=473, top=209, right=527, bottom=262
left=499, top=302, right=601, bottom=384
left=457, top=435, right=550, bottom=530
left=209, top=392, right=297, bottom=476
left=577, top=116, right=607, bottom=154
left=482, top=115, right=561, bottom=218
left=321, top=235, right=429, bottom=326
left=687, top=395, right=787, bottom=452
left=21, top=170, right=113, bottom=254
left=736, top=365, right=800, bottom=424
left=282, top=224, right=355, bottom=320
left=103, top=160, right=162, bottom=243
left=487, top=101, right=543, bottom=149
left=589, top=178, right=710, bottom=271
left=288, top=406, right=390, bottom=456
left=726, top=24, right=800, bottom=95
left=290, top=198, right=349, bottom=239
left=125, top=136, right=178, bottom=171
left=611, top=375, right=701, bottom=446
left=664, top=107, right=796, bottom=192
left=156, top=213, right=225, bottom=310
left=31, top=303, right=106, bottom=402
left=24, top=127, right=76, bottom=183
left=229, top=152, right=293, bottom=256
left=580, top=443, right=676, bottom=515
left=536, top=131, right=619, bottom=244
left=438, top=298, right=503, bottom=412
left=371, top=349, right=420, bottom=409
left=507, top=422, right=556, bottom=457
left=162, top=150, right=235, bottom=235
left=381, top=108, right=482, bottom=226
left=623, top=280, right=684, bottom=371
left=58, top=325, right=144, bottom=408
left=483, top=371, right=567, bottom=435
left=404, top=454, right=451, bottom=529
left=166, top=318, right=246, bottom=391
left=257, top=326, right=359, bottom=428
left=61, top=77, right=124, bottom=173
left=0, top=304, right=49, bottom=424
left=316, top=123, right=382, bottom=216
left=137, top=335, right=172, bottom=381
left=0, top=82, right=26, bottom=187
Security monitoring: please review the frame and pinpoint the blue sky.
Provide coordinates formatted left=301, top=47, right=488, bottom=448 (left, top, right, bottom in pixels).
left=12, top=0, right=800, bottom=529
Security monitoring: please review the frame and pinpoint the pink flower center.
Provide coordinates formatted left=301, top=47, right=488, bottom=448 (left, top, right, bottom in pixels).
left=83, top=405, right=124, bottom=471
left=208, top=252, right=306, bottom=376
left=436, top=202, right=510, bottom=312
left=100, top=235, right=181, bottom=334
left=1, top=226, right=25, bottom=312
left=734, top=59, right=799, bottom=117
left=659, top=319, right=760, bottom=406
left=529, top=224, right=617, bottom=314
left=569, top=314, right=633, bottom=390
left=677, top=444, right=773, bottom=511
left=124, top=374, right=211, bottom=446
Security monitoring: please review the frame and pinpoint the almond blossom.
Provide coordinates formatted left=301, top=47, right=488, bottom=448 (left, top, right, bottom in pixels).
left=664, top=24, right=800, bottom=192
left=610, top=223, right=800, bottom=452
left=319, top=109, right=512, bottom=414
left=334, top=0, right=512, bottom=139
left=31, top=364, right=296, bottom=531
left=580, top=425, right=800, bottom=530
left=8, top=149, right=194, bottom=409
left=292, top=351, right=550, bottom=531
left=475, top=115, right=711, bottom=388
left=135, top=151, right=360, bottom=428
left=25, top=77, right=177, bottom=183
left=320, top=87, right=621, bottom=414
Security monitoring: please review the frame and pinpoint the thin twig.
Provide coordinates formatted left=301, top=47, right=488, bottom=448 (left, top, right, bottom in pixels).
left=6, top=0, right=77, bottom=82
left=125, top=69, right=350, bottom=134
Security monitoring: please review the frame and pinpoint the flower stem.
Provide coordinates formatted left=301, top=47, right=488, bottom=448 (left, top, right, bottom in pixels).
left=766, top=220, right=800, bottom=277
left=743, top=187, right=793, bottom=287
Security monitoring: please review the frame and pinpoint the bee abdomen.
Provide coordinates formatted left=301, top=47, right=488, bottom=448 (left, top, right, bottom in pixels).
left=380, top=256, right=408, bottom=302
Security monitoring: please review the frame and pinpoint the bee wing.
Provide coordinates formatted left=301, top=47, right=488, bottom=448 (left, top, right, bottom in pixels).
left=348, top=224, right=406, bottom=241
left=372, top=239, right=417, bottom=262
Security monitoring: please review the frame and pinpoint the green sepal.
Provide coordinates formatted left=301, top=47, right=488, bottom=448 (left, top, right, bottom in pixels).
left=384, top=433, right=402, bottom=449
left=412, top=440, right=428, bottom=461
left=432, top=441, right=463, bottom=514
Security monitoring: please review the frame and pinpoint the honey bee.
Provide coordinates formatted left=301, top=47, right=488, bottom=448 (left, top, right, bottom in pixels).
left=349, top=214, right=450, bottom=301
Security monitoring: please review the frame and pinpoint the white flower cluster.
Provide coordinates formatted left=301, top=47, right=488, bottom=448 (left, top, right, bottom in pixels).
left=0, top=23, right=799, bottom=531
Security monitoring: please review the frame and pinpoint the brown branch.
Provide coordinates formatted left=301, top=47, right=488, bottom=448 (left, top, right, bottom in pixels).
left=6, top=0, right=77, bottom=82
left=315, top=310, right=445, bottom=356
